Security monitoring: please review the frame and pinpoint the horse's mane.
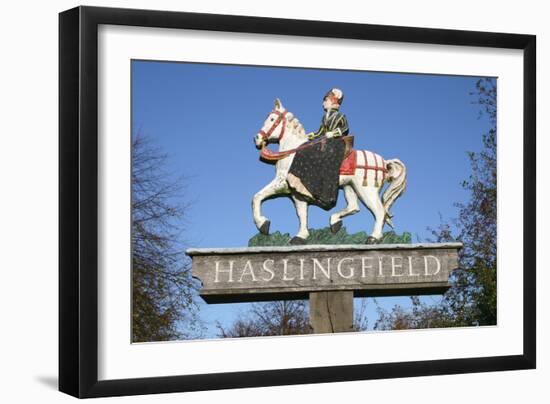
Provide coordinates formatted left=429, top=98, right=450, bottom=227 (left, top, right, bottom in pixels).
left=285, top=111, right=306, bottom=136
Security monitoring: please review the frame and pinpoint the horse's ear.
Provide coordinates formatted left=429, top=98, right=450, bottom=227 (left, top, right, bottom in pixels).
left=274, top=98, right=283, bottom=110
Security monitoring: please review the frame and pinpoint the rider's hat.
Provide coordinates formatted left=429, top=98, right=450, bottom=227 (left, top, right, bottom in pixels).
left=324, top=88, right=344, bottom=105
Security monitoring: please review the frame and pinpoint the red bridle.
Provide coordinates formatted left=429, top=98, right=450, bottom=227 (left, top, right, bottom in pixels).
left=259, top=110, right=288, bottom=143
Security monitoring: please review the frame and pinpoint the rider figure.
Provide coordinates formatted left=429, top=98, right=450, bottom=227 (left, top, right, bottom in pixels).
left=287, top=88, right=350, bottom=210
left=307, top=88, right=349, bottom=141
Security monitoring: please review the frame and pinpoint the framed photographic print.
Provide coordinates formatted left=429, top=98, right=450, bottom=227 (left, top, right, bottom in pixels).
left=59, top=5, right=536, bottom=398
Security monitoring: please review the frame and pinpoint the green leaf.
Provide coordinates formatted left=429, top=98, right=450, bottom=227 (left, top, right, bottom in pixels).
left=248, top=227, right=412, bottom=246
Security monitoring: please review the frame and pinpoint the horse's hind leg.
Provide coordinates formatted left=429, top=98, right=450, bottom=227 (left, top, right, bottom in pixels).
left=353, top=183, right=385, bottom=242
left=329, top=184, right=360, bottom=234
left=290, top=195, right=309, bottom=244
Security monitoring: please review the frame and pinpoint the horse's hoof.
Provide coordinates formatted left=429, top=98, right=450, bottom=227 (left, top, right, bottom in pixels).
left=290, top=236, right=307, bottom=245
left=259, top=220, right=270, bottom=235
left=330, top=221, right=343, bottom=234
left=366, top=236, right=379, bottom=245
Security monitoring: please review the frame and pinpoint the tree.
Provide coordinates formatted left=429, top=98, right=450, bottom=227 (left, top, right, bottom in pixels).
left=373, top=296, right=456, bottom=330
left=218, top=297, right=369, bottom=338
left=352, top=298, right=370, bottom=331
left=217, top=300, right=311, bottom=337
left=132, top=133, right=203, bottom=342
left=374, top=78, right=497, bottom=330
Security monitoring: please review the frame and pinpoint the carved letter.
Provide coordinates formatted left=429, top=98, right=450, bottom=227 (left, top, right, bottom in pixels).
left=313, top=258, right=331, bottom=280
left=282, top=259, right=295, bottom=281
left=408, top=256, right=420, bottom=276
left=299, top=258, right=306, bottom=280
left=337, top=257, right=354, bottom=279
left=378, top=256, right=384, bottom=277
left=391, top=256, right=404, bottom=277
left=361, top=257, right=373, bottom=278
left=215, top=260, right=234, bottom=283
left=239, top=260, right=257, bottom=282
left=424, top=255, right=441, bottom=276
left=261, top=259, right=275, bottom=282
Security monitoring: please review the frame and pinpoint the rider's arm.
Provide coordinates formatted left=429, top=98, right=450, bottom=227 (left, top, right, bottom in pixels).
left=308, top=120, right=326, bottom=140
left=329, top=113, right=349, bottom=138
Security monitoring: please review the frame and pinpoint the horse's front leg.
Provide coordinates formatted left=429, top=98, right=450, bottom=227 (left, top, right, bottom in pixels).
left=252, top=177, right=288, bottom=235
left=290, top=195, right=309, bottom=245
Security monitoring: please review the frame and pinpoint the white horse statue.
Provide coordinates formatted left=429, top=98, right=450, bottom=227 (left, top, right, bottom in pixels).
left=253, top=99, right=407, bottom=244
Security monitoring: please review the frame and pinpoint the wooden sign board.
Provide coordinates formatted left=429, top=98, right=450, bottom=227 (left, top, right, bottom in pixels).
left=188, top=243, right=462, bottom=303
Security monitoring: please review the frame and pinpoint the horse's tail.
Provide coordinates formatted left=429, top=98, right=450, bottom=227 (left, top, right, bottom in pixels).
left=382, top=159, right=407, bottom=228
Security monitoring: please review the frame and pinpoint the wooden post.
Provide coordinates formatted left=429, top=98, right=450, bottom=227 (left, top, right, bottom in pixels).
left=309, top=291, right=354, bottom=333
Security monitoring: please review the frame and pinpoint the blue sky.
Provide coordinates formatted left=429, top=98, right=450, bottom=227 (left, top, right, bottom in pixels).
left=132, top=60, right=494, bottom=338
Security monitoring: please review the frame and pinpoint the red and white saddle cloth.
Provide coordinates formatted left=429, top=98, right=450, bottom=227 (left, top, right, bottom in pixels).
left=340, top=150, right=387, bottom=187
left=259, top=136, right=386, bottom=187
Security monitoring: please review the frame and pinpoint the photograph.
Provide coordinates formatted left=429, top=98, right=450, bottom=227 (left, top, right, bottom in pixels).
left=130, top=60, right=497, bottom=343
left=52, top=3, right=537, bottom=400
left=1, top=0, right=544, bottom=402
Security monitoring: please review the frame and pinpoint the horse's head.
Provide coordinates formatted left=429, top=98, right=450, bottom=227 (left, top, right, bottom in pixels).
left=254, top=98, right=289, bottom=150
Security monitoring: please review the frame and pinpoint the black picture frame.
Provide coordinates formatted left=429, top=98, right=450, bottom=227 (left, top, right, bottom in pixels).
left=59, top=5, right=536, bottom=398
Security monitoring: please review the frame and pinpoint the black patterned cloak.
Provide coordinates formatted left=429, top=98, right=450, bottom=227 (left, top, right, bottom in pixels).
left=288, top=109, right=349, bottom=210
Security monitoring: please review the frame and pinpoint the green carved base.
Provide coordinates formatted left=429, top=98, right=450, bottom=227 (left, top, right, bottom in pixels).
left=248, top=226, right=412, bottom=247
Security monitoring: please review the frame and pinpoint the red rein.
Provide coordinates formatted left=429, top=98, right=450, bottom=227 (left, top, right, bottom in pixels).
left=259, top=138, right=325, bottom=164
